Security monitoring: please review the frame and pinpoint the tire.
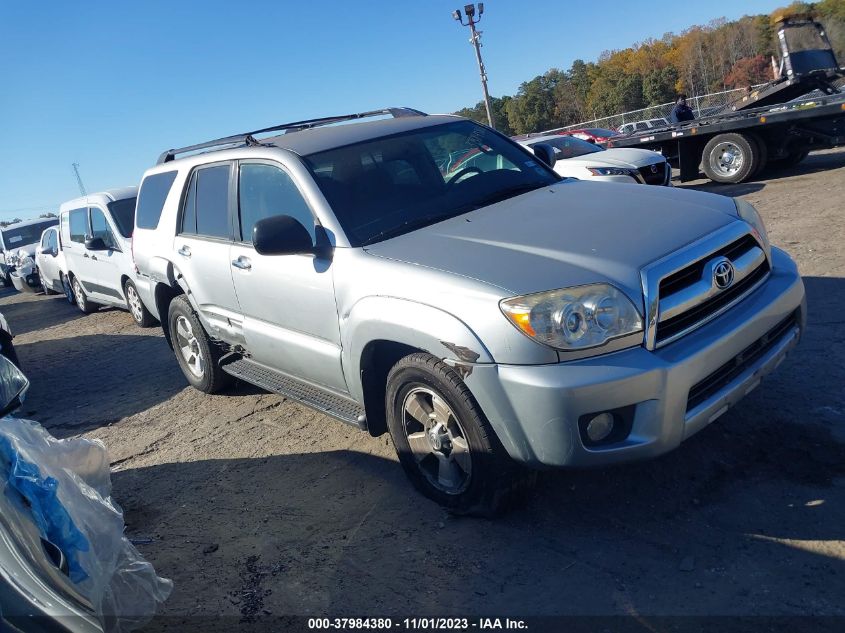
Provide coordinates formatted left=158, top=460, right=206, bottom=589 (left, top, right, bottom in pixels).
left=38, top=269, right=58, bottom=295
left=748, top=133, right=768, bottom=177
left=385, top=352, right=535, bottom=516
left=70, top=275, right=97, bottom=313
left=124, top=279, right=156, bottom=328
left=61, top=274, right=75, bottom=305
left=701, top=133, right=762, bottom=183
left=167, top=295, right=230, bottom=393
left=2, top=271, right=11, bottom=288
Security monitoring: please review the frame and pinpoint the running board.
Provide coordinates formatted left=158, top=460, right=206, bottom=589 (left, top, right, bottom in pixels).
left=221, top=357, right=367, bottom=430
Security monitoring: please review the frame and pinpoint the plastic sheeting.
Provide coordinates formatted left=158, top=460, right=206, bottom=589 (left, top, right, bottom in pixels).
left=0, top=415, right=172, bottom=632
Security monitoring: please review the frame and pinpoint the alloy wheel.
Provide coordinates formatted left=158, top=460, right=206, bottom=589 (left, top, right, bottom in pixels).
left=174, top=315, right=205, bottom=378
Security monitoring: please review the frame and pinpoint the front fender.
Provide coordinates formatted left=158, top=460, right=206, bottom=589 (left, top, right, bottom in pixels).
left=342, top=296, right=493, bottom=401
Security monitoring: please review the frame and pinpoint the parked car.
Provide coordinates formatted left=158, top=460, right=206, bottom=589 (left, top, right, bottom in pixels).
left=58, top=188, right=156, bottom=327
left=131, top=108, right=805, bottom=515
left=517, top=134, right=671, bottom=185
left=559, top=127, right=621, bottom=143
left=35, top=225, right=68, bottom=297
left=0, top=218, right=59, bottom=287
left=617, top=117, right=670, bottom=135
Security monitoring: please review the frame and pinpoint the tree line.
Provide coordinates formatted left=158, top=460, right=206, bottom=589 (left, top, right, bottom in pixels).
left=456, top=0, right=845, bottom=135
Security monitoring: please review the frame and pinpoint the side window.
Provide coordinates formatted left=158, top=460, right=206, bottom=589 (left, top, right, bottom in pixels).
left=181, top=164, right=230, bottom=239
left=238, top=164, right=315, bottom=243
left=69, top=209, right=88, bottom=244
left=90, top=208, right=117, bottom=249
left=41, top=230, right=51, bottom=248
left=48, top=230, right=58, bottom=251
left=136, top=171, right=178, bottom=230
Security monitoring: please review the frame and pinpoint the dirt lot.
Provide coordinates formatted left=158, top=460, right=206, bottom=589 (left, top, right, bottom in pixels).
left=2, top=149, right=844, bottom=631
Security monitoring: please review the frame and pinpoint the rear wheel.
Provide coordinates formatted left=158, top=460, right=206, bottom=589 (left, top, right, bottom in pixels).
left=702, top=133, right=762, bottom=183
left=769, top=149, right=810, bottom=170
left=124, top=280, right=155, bottom=327
left=61, top=274, right=75, bottom=305
left=38, top=269, right=58, bottom=295
left=167, top=295, right=230, bottom=393
left=385, top=352, right=534, bottom=516
left=70, top=276, right=97, bottom=314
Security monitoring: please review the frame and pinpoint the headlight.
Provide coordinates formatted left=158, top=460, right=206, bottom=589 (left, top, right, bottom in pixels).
left=735, top=199, right=771, bottom=258
left=587, top=167, right=637, bottom=177
left=500, top=284, right=643, bottom=351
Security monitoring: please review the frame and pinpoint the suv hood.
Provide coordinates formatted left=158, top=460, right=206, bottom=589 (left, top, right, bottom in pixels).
left=364, top=180, right=739, bottom=303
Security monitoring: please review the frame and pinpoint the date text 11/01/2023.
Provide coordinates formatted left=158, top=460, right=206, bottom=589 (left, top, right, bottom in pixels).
left=307, top=618, right=529, bottom=630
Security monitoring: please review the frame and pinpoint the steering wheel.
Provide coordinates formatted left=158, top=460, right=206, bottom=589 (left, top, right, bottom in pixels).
left=446, top=166, right=483, bottom=187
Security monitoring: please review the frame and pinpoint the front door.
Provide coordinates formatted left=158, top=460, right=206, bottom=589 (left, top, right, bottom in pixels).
left=173, top=161, right=243, bottom=344
left=36, top=228, right=60, bottom=289
left=80, top=207, right=124, bottom=304
left=229, top=160, right=346, bottom=392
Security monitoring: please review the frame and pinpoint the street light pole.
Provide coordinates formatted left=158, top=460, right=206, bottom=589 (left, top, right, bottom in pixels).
left=453, top=4, right=495, bottom=129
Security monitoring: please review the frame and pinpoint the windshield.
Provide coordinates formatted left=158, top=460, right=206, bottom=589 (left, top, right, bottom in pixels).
left=1, top=219, right=58, bottom=249
left=528, top=136, right=604, bottom=159
left=303, top=120, right=559, bottom=246
left=108, top=197, right=137, bottom=238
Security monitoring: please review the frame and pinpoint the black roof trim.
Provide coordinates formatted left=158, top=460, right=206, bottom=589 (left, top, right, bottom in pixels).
left=156, top=107, right=428, bottom=165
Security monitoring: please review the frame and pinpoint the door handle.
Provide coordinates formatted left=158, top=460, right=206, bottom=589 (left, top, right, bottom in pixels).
left=91, top=255, right=98, bottom=261
left=177, top=245, right=192, bottom=258
left=231, top=256, right=252, bottom=271
left=83, top=253, right=90, bottom=258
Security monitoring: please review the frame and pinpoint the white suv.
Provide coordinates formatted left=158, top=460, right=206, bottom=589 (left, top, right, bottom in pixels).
left=58, top=188, right=155, bottom=326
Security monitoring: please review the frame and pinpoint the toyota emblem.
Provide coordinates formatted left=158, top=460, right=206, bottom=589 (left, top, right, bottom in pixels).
left=713, top=259, right=735, bottom=289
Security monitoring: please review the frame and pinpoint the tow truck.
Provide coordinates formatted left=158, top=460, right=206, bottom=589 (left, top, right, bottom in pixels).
left=607, top=14, right=845, bottom=184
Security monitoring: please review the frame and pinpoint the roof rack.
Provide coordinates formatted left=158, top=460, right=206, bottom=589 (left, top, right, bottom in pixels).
left=156, top=107, right=428, bottom=164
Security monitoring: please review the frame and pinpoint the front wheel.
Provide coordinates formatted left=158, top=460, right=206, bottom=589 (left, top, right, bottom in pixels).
left=124, top=280, right=156, bottom=327
left=61, top=274, right=75, bottom=305
left=38, top=269, right=58, bottom=295
left=385, top=353, right=534, bottom=516
left=70, top=276, right=97, bottom=313
left=167, top=295, right=230, bottom=393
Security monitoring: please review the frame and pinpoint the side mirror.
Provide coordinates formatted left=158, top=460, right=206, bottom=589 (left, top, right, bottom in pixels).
left=84, top=237, right=108, bottom=251
left=253, top=215, right=314, bottom=256
left=0, top=354, right=28, bottom=418
left=532, top=143, right=556, bottom=169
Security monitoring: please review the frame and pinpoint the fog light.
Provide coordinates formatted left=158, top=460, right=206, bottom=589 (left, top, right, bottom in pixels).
left=586, top=412, right=614, bottom=442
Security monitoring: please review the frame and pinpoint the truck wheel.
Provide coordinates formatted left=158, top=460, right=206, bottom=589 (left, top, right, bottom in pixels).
left=167, top=295, right=230, bottom=393
left=385, top=352, right=534, bottom=516
left=749, top=133, right=768, bottom=177
left=71, top=276, right=97, bottom=314
left=124, top=280, right=156, bottom=328
left=702, top=133, right=762, bottom=183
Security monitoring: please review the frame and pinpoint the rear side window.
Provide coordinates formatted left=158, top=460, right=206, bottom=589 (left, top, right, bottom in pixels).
left=181, top=164, right=231, bottom=239
left=136, top=171, right=177, bottom=230
left=238, top=163, right=315, bottom=243
left=107, top=197, right=137, bottom=238
left=69, top=209, right=88, bottom=243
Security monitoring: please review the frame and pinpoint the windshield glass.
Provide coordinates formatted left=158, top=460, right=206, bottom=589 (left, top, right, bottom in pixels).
left=303, top=120, right=559, bottom=246
left=1, top=219, right=58, bottom=249
left=107, top=197, right=137, bottom=238
left=529, top=136, right=604, bottom=159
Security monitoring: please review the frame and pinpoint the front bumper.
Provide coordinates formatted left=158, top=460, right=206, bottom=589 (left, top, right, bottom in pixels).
left=465, top=247, right=805, bottom=468
left=10, top=270, right=40, bottom=294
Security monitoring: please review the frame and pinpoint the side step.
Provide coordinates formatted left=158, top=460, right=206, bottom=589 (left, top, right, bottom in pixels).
left=221, top=357, right=367, bottom=430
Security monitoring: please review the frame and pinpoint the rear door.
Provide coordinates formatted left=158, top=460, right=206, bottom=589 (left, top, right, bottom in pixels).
left=173, top=161, right=243, bottom=344
left=229, top=160, right=346, bottom=392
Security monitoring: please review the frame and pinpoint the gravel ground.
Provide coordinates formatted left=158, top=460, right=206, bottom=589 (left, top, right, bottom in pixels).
left=2, top=149, right=844, bottom=631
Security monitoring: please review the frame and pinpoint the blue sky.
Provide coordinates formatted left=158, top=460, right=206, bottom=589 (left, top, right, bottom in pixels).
left=0, top=0, right=783, bottom=221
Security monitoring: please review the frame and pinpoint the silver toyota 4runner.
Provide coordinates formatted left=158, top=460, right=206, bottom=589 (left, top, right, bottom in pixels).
left=131, top=108, right=806, bottom=515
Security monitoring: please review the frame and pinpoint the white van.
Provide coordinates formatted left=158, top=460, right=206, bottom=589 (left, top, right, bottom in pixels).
left=58, top=187, right=156, bottom=326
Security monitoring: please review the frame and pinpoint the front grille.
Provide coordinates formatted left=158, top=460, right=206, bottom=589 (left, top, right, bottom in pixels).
left=686, top=310, right=800, bottom=412
left=638, top=161, right=668, bottom=185
left=655, top=234, right=769, bottom=346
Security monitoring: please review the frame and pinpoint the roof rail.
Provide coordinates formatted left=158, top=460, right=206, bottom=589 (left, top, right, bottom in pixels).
left=156, top=107, right=428, bottom=164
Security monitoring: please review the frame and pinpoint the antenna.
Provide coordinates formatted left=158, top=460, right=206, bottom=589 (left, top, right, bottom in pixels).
left=71, top=163, right=87, bottom=196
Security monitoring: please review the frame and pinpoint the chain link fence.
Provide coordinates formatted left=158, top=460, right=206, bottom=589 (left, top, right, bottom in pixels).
left=541, top=76, right=845, bottom=136
left=544, top=85, right=768, bottom=135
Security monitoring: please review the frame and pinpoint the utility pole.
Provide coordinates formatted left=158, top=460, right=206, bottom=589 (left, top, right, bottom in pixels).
left=452, top=3, right=495, bottom=129
left=71, top=163, right=87, bottom=196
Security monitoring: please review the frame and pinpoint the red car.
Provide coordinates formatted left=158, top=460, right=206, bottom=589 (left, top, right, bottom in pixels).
left=559, top=128, right=621, bottom=144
